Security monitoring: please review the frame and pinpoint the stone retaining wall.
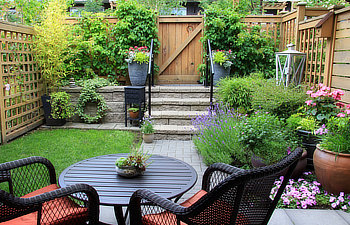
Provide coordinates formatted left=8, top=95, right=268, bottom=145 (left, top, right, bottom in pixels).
left=61, top=86, right=126, bottom=123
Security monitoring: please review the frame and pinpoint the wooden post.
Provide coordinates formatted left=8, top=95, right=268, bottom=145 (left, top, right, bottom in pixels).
left=295, top=2, right=307, bottom=50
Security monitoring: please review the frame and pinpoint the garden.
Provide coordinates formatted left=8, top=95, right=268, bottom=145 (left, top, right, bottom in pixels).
left=1, top=0, right=350, bottom=222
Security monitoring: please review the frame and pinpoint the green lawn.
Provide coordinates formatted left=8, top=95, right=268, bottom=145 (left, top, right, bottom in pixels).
left=0, top=129, right=140, bottom=177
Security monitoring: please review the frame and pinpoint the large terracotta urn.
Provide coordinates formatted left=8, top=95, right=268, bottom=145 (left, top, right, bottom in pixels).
left=314, top=145, right=350, bottom=194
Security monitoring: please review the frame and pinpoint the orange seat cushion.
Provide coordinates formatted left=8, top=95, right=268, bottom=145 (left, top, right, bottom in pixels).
left=142, top=190, right=248, bottom=225
left=1, top=184, right=88, bottom=225
left=142, top=190, right=207, bottom=225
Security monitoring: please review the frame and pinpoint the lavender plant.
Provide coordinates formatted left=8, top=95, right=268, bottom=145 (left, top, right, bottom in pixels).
left=192, top=103, right=248, bottom=167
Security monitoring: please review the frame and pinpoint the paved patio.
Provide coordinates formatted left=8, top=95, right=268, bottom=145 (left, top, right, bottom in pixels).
left=99, top=140, right=350, bottom=225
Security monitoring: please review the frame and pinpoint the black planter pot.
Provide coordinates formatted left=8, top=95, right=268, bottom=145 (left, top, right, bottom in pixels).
left=41, top=95, right=66, bottom=126
left=128, top=62, right=148, bottom=86
left=213, top=63, right=230, bottom=85
left=251, top=150, right=307, bottom=179
left=296, top=130, right=321, bottom=170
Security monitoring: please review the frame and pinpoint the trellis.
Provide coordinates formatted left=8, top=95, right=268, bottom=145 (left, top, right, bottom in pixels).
left=0, top=21, right=43, bottom=143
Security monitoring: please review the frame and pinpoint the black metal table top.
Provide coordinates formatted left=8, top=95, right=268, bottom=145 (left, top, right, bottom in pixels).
left=59, top=154, right=198, bottom=206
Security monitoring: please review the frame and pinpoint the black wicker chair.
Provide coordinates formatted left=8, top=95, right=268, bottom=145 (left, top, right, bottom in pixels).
left=0, top=156, right=100, bottom=225
left=129, top=147, right=303, bottom=225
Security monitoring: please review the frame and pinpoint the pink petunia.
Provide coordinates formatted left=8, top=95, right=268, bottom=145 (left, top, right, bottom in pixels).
left=306, top=90, right=313, bottom=95
left=336, top=102, right=345, bottom=108
left=337, top=113, right=346, bottom=118
left=305, top=100, right=313, bottom=106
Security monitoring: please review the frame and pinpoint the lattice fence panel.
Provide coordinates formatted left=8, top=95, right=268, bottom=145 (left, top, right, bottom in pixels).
left=298, top=27, right=327, bottom=86
left=243, top=21, right=280, bottom=48
left=0, top=22, right=43, bottom=143
left=280, top=18, right=296, bottom=50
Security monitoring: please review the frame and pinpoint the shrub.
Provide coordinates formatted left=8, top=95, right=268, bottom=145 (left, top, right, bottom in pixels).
left=251, top=80, right=307, bottom=119
left=50, top=91, right=75, bottom=120
left=215, top=75, right=307, bottom=119
left=202, top=4, right=277, bottom=77
left=239, top=111, right=299, bottom=165
left=64, top=0, right=158, bottom=81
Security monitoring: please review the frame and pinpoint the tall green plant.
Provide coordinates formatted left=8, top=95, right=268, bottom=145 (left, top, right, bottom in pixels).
left=34, top=0, right=70, bottom=92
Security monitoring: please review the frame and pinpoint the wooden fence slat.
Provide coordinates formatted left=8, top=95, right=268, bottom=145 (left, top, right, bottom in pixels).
left=334, top=38, right=350, bottom=50
left=333, top=51, right=350, bottom=63
left=333, top=64, right=350, bottom=77
left=331, top=75, right=350, bottom=90
left=335, top=28, right=350, bottom=38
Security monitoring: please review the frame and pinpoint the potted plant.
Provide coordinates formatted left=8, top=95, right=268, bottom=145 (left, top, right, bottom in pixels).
left=314, top=114, right=350, bottom=194
left=42, top=91, right=75, bottom=126
left=125, top=46, right=150, bottom=86
left=115, top=148, right=151, bottom=178
left=128, top=107, right=140, bottom=119
left=141, top=116, right=155, bottom=143
left=286, top=113, right=320, bottom=169
left=212, top=50, right=233, bottom=85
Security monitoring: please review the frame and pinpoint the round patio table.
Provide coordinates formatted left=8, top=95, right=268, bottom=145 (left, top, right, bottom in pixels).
left=59, top=154, right=197, bottom=225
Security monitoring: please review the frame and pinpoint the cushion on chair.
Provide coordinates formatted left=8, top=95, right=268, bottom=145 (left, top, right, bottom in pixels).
left=1, top=184, right=88, bottom=225
left=142, top=190, right=248, bottom=225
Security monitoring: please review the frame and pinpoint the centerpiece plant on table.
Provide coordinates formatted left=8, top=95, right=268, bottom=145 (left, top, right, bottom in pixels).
left=115, top=147, right=151, bottom=178
left=141, top=116, right=155, bottom=143
left=125, top=46, right=150, bottom=86
left=212, top=50, right=233, bottom=85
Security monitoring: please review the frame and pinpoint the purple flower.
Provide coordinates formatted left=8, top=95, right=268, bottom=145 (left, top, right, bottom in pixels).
left=331, top=203, right=337, bottom=208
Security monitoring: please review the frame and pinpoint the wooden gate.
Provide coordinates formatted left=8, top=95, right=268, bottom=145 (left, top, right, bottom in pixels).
left=157, top=16, right=203, bottom=84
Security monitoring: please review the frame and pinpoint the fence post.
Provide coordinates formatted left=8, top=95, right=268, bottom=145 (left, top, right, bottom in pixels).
left=278, top=10, right=288, bottom=51
left=295, top=2, right=307, bottom=51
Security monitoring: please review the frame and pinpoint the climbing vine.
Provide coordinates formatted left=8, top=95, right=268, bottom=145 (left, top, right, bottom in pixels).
left=76, top=78, right=113, bottom=123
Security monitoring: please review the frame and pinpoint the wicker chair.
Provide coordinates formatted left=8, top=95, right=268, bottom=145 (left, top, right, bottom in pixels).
left=0, top=156, right=100, bottom=225
left=129, top=147, right=303, bottom=225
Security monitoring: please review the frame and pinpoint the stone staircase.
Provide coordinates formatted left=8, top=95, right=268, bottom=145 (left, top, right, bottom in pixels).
left=149, top=86, right=211, bottom=140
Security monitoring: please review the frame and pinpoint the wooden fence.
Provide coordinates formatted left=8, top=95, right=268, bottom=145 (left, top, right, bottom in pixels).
left=0, top=21, right=43, bottom=143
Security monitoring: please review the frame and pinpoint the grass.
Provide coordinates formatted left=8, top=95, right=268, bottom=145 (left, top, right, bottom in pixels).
left=0, top=129, right=140, bottom=177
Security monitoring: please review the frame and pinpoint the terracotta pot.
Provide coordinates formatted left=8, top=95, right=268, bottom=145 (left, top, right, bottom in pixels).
left=143, top=133, right=154, bottom=143
left=129, top=110, right=139, bottom=119
left=314, top=146, right=350, bottom=194
left=251, top=150, right=307, bottom=179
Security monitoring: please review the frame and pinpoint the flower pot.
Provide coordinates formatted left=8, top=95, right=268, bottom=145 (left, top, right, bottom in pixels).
left=143, top=133, right=154, bottom=143
left=116, top=165, right=144, bottom=178
left=213, top=63, right=230, bottom=86
left=41, top=95, right=66, bottom=126
left=251, top=150, right=307, bottom=179
left=297, top=130, right=321, bottom=170
left=129, top=110, right=140, bottom=119
left=128, top=62, right=148, bottom=86
left=314, top=146, right=350, bottom=194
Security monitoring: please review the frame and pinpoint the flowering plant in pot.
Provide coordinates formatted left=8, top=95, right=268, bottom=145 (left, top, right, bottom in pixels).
left=128, top=107, right=140, bottom=119
left=212, top=50, right=233, bottom=85
left=314, top=112, right=350, bottom=194
left=125, top=46, right=150, bottom=86
left=141, top=116, right=155, bottom=143
left=115, top=147, right=151, bottom=178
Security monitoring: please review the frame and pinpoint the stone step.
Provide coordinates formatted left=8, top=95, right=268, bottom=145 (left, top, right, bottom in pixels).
left=151, top=98, right=211, bottom=111
left=153, top=125, right=194, bottom=140
left=150, top=86, right=211, bottom=99
left=149, top=111, right=206, bottom=126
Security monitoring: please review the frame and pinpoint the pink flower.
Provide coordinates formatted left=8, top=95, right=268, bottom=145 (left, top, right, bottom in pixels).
left=345, top=109, right=350, bottom=115
left=4, top=84, right=10, bottom=91
left=305, top=100, right=313, bottom=106
left=331, top=203, right=337, bottom=208
left=337, top=113, right=346, bottom=117
left=330, top=196, right=336, bottom=202
left=312, top=103, right=316, bottom=107
left=306, top=90, right=313, bottom=95
left=342, top=205, right=347, bottom=210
